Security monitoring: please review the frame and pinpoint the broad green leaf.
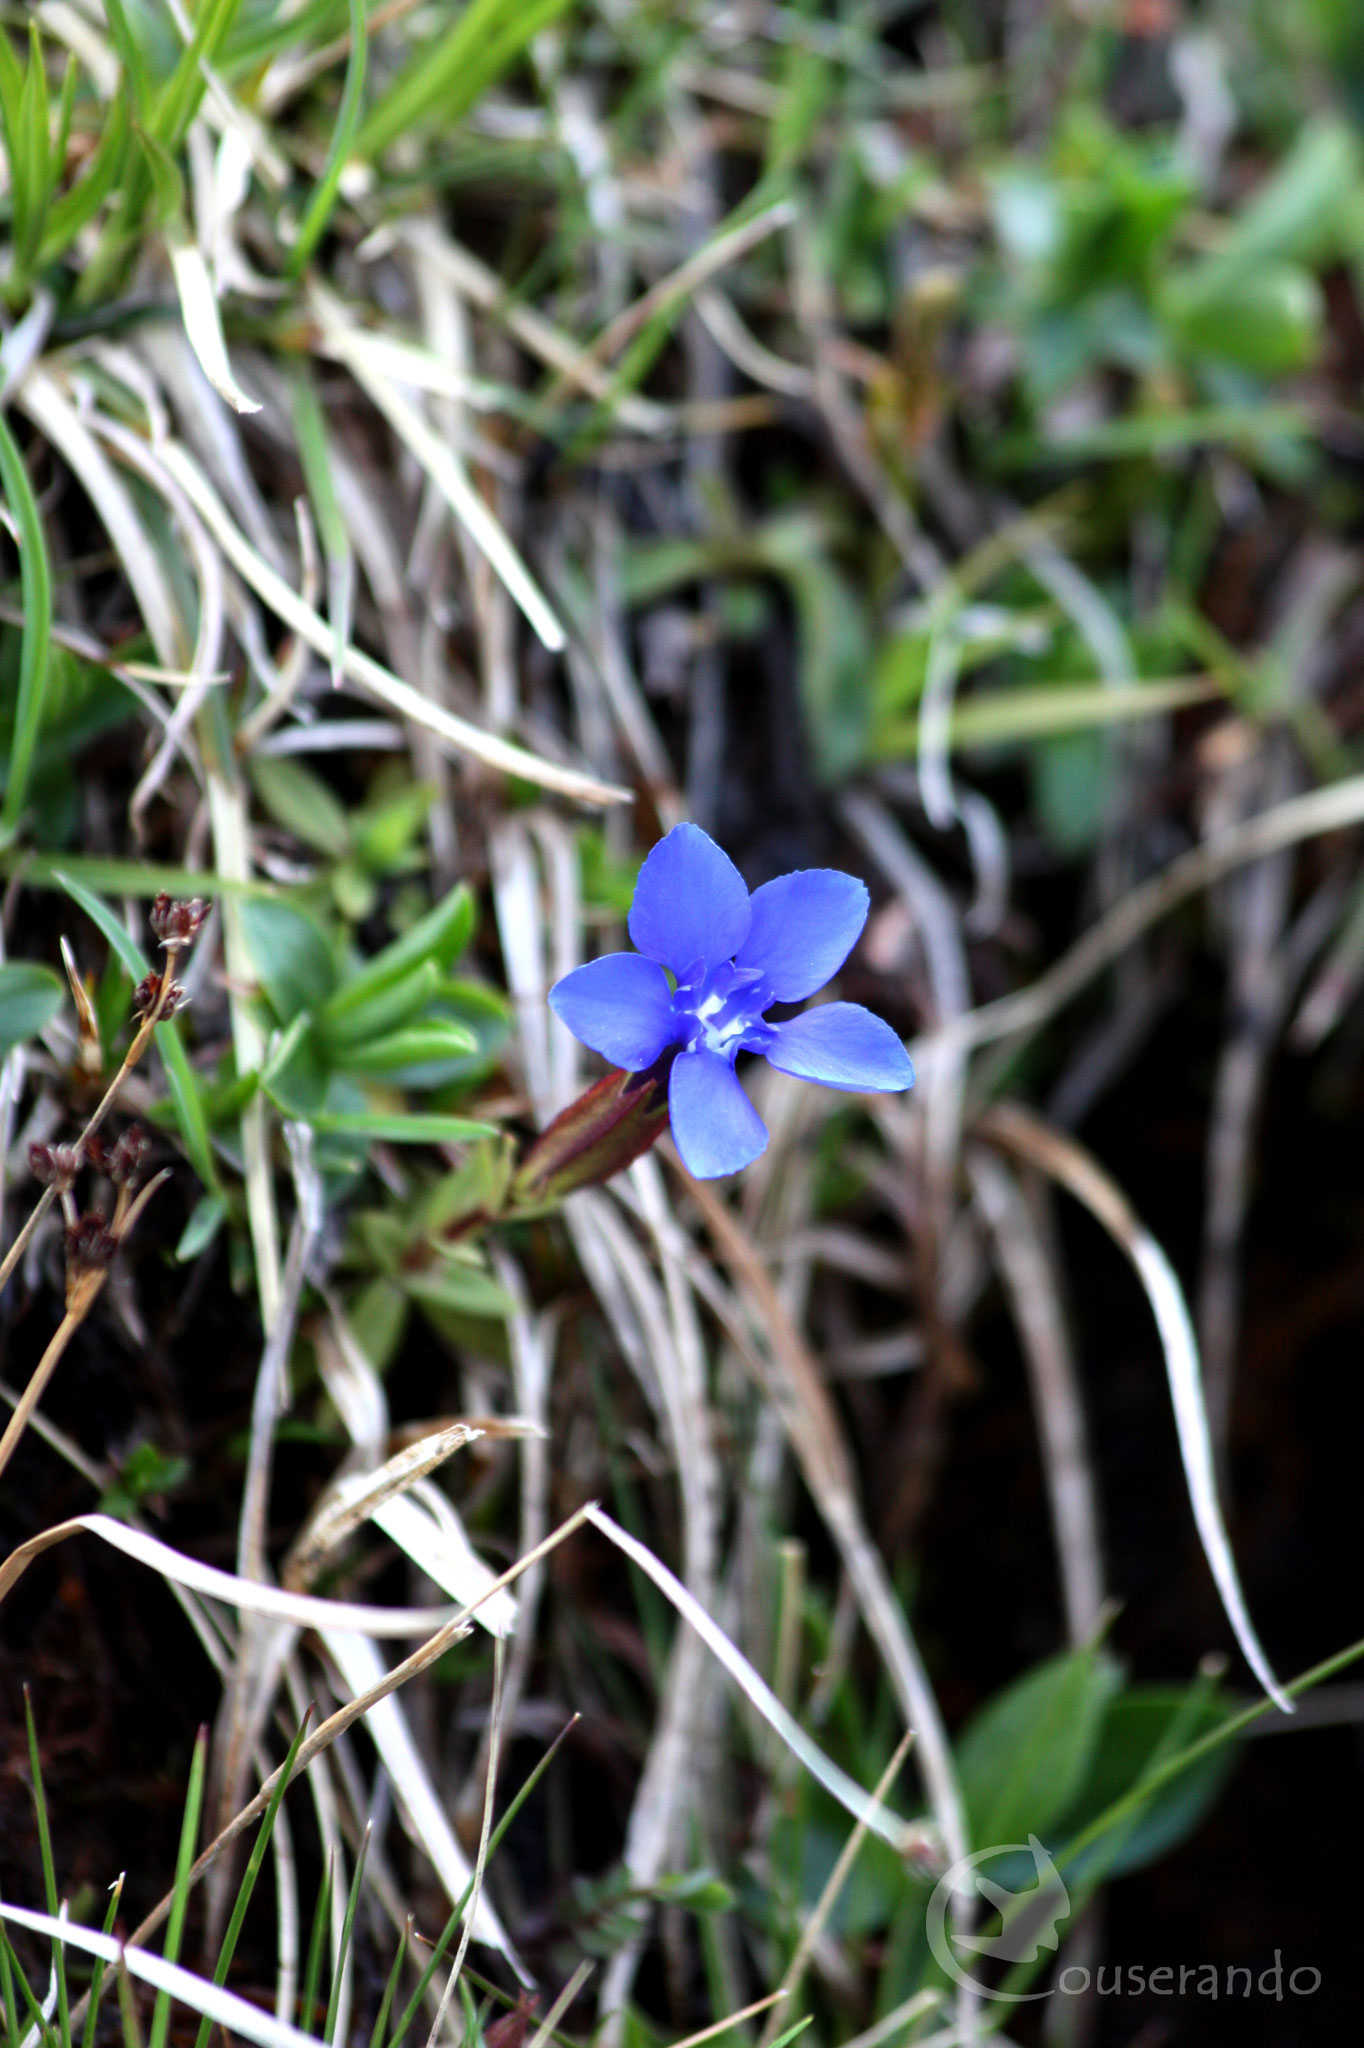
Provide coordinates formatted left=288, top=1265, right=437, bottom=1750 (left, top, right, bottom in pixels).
left=261, top=1017, right=330, bottom=1115
left=1218, top=117, right=1362, bottom=271
left=318, top=960, right=440, bottom=1048
left=1163, top=262, right=1323, bottom=375
left=352, top=781, right=436, bottom=872
left=240, top=897, right=337, bottom=1020
left=346, top=1275, right=409, bottom=1373
left=0, top=962, right=63, bottom=1054
left=956, top=1644, right=1123, bottom=1850
left=1059, top=1685, right=1240, bottom=1880
left=249, top=754, right=351, bottom=858
left=403, top=1260, right=515, bottom=1319
left=336, top=1020, right=478, bottom=1075
left=1030, top=731, right=1112, bottom=856
left=322, top=884, right=474, bottom=1022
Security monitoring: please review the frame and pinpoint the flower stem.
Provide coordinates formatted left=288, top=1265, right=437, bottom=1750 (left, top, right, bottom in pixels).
left=0, top=1309, right=84, bottom=1487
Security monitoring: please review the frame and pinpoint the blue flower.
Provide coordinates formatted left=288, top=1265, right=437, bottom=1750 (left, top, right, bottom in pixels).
left=548, top=823, right=914, bottom=1178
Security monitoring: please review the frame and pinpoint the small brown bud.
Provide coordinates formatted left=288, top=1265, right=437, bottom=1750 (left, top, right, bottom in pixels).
left=106, top=1125, right=150, bottom=1186
left=133, top=974, right=185, bottom=1021
left=150, top=895, right=206, bottom=949
left=65, top=1211, right=118, bottom=1275
left=28, top=1141, right=83, bottom=1191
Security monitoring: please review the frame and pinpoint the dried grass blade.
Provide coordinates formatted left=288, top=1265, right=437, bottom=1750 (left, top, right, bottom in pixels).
left=584, top=1507, right=918, bottom=1853
left=0, top=1905, right=328, bottom=2048
left=947, top=773, right=1364, bottom=1059
left=158, top=440, right=626, bottom=805
left=978, top=1102, right=1291, bottom=1712
left=167, top=233, right=261, bottom=414
left=0, top=1513, right=469, bottom=1635
left=313, top=283, right=564, bottom=651
left=321, top=1630, right=519, bottom=1967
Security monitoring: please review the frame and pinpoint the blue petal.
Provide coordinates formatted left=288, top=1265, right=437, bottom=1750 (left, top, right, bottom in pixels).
left=735, top=869, right=869, bottom=1001
left=764, top=1003, right=914, bottom=1092
left=628, top=822, right=751, bottom=980
left=668, top=1046, right=768, bottom=1177
left=548, top=954, right=678, bottom=1070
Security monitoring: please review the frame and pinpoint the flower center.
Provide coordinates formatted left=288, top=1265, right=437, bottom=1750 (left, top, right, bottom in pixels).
left=677, top=962, right=770, bottom=1061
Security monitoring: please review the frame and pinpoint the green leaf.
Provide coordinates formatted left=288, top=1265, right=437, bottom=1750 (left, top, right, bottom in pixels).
left=0, top=962, right=63, bottom=1054
left=1218, top=117, right=1363, bottom=271
left=308, top=1109, right=496, bottom=1144
left=249, top=754, right=351, bottom=858
left=352, top=781, right=436, bottom=872
left=871, top=677, right=1221, bottom=761
left=318, top=959, right=440, bottom=1049
left=40, top=91, right=131, bottom=265
left=1030, top=731, right=1112, bottom=857
left=0, top=410, right=55, bottom=833
left=157, top=1021, right=221, bottom=1191
left=261, top=1016, right=330, bottom=1116
left=956, top=1644, right=1123, bottom=1849
left=103, top=0, right=152, bottom=119
left=153, top=0, right=241, bottom=151
left=288, top=0, right=368, bottom=277
left=149, top=1727, right=208, bottom=2048
left=134, top=123, right=186, bottom=225
left=404, top=1258, right=515, bottom=1319
left=359, top=0, right=576, bottom=159
left=54, top=868, right=148, bottom=978
left=1162, top=261, right=1323, bottom=375
left=336, top=1020, right=477, bottom=1075
left=322, top=883, right=474, bottom=1022
left=240, top=896, right=337, bottom=1021
left=25, top=1690, right=69, bottom=2043
left=176, top=1191, right=228, bottom=1262
left=12, top=850, right=261, bottom=898
left=190, top=1717, right=313, bottom=2048
left=1059, top=1685, right=1240, bottom=1880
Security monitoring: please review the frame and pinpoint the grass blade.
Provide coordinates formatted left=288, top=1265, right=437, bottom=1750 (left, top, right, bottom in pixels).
left=0, top=409, right=54, bottom=836
left=192, top=1717, right=313, bottom=2048
left=288, top=0, right=368, bottom=277
left=366, top=1921, right=410, bottom=2048
left=23, top=1690, right=69, bottom=2048
left=298, top=1853, right=334, bottom=2036
left=148, top=1728, right=208, bottom=2048
left=81, top=1878, right=125, bottom=2048
left=384, top=1715, right=578, bottom=2048
left=322, top=1827, right=369, bottom=2045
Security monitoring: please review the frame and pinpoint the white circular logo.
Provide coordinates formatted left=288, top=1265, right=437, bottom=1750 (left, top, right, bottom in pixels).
left=925, top=1835, right=1072, bottom=2002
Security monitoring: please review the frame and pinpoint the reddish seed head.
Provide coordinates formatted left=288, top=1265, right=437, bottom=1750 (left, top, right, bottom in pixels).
left=64, top=1211, right=118, bottom=1274
left=133, top=974, right=184, bottom=1021
left=28, top=1141, right=84, bottom=1191
left=150, top=895, right=206, bottom=949
left=107, top=1125, right=150, bottom=1186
